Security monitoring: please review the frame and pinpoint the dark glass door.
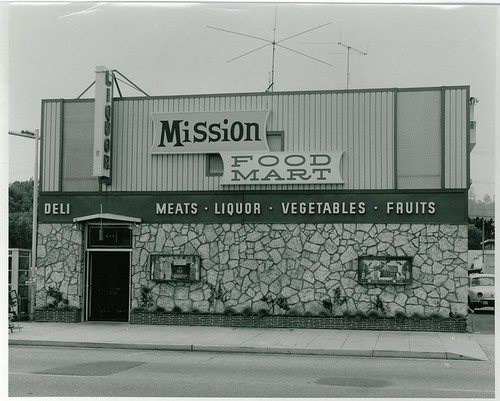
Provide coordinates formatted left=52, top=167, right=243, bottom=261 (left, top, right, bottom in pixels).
left=89, top=251, right=130, bottom=321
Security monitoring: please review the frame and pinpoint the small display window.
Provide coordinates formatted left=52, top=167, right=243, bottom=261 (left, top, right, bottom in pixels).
left=150, top=254, right=201, bottom=282
left=358, top=256, right=412, bottom=285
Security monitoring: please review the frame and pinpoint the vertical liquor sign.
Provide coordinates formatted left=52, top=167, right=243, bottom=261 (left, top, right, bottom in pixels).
left=92, top=66, right=114, bottom=181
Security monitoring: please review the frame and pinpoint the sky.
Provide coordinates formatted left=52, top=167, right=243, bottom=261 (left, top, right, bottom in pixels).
left=3, top=1, right=499, bottom=199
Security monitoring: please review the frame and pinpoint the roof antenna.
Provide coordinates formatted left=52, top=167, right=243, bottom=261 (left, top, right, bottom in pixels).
left=302, top=30, right=368, bottom=89
left=337, top=41, right=367, bottom=89
left=208, top=9, right=331, bottom=92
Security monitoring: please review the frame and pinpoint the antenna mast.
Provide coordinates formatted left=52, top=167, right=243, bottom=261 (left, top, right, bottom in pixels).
left=208, top=11, right=331, bottom=92
left=268, top=9, right=278, bottom=92
left=337, top=42, right=367, bottom=89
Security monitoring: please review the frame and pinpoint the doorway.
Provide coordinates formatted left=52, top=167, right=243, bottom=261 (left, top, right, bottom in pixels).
left=88, top=251, right=130, bottom=321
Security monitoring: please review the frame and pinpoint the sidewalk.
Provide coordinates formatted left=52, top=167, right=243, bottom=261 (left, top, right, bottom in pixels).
left=8, top=322, right=493, bottom=361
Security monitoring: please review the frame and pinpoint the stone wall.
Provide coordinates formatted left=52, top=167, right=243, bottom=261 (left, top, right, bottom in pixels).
left=35, top=222, right=468, bottom=317
left=36, top=224, right=83, bottom=308
left=132, top=223, right=468, bottom=317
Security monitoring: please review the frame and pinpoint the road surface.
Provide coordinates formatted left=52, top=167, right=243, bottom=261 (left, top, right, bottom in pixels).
left=9, top=345, right=494, bottom=398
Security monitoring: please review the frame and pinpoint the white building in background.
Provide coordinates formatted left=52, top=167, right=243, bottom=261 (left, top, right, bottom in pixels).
left=470, top=239, right=495, bottom=275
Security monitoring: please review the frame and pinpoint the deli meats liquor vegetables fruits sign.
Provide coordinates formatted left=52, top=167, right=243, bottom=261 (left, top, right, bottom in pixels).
left=39, top=190, right=467, bottom=224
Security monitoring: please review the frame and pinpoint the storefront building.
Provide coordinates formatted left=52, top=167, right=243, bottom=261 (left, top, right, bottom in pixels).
left=35, top=67, right=473, bottom=321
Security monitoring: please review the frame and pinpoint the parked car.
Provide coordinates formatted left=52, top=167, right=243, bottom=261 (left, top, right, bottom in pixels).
left=468, top=273, right=495, bottom=311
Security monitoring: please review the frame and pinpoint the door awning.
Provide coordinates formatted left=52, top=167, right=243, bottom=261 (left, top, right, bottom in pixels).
left=73, top=213, right=142, bottom=224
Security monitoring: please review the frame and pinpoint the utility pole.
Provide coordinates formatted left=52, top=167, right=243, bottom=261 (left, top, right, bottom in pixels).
left=9, top=129, right=39, bottom=320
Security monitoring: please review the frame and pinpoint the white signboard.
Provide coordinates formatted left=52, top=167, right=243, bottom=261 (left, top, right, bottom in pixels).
left=150, top=110, right=271, bottom=154
left=220, top=151, right=344, bottom=185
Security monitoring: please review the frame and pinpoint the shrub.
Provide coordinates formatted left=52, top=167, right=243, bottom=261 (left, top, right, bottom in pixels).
left=288, top=308, right=302, bottom=317
left=303, top=311, right=314, bottom=317
left=171, top=305, right=183, bottom=314
left=318, top=310, right=331, bottom=317
left=154, top=306, right=166, bottom=313
left=342, top=310, right=355, bottom=318
left=410, top=312, right=425, bottom=320
left=223, top=306, right=237, bottom=316
left=139, top=286, right=155, bottom=310
left=257, top=308, right=270, bottom=317
left=242, top=306, right=254, bottom=316
left=372, top=295, right=385, bottom=314
left=452, top=313, right=467, bottom=321
left=207, top=281, right=229, bottom=310
left=46, top=286, right=68, bottom=309
left=57, top=304, right=79, bottom=311
left=367, top=309, right=383, bottom=319
left=261, top=294, right=276, bottom=314
left=394, top=310, right=407, bottom=321
left=354, top=310, right=367, bottom=320
left=275, top=296, right=290, bottom=312
left=429, top=312, right=444, bottom=320
left=191, top=308, right=201, bottom=314
left=322, top=298, right=333, bottom=314
left=322, top=287, right=347, bottom=315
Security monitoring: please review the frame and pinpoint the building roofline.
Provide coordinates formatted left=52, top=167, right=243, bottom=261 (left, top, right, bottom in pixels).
left=42, top=85, right=470, bottom=103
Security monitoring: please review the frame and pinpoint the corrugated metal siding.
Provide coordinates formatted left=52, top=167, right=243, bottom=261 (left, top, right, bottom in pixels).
left=41, top=87, right=468, bottom=193
left=61, top=102, right=99, bottom=191
left=107, top=90, right=396, bottom=192
left=40, top=100, right=62, bottom=192
left=396, top=90, right=442, bottom=189
left=444, top=88, right=467, bottom=189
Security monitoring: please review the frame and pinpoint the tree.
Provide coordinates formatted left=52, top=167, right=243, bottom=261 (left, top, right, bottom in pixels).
left=468, top=224, right=483, bottom=250
left=9, top=180, right=34, bottom=249
left=468, top=189, right=495, bottom=250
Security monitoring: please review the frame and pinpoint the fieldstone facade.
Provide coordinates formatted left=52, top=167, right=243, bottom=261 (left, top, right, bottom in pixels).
left=36, top=222, right=468, bottom=317
left=35, top=224, right=83, bottom=308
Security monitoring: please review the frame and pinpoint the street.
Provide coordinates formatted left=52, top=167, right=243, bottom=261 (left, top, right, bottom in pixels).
left=469, top=307, right=495, bottom=334
left=9, top=345, right=494, bottom=398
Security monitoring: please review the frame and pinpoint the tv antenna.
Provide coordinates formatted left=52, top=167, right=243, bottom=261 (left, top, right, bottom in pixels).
left=303, top=33, right=368, bottom=89
left=337, top=42, right=367, bottom=89
left=208, top=10, right=331, bottom=92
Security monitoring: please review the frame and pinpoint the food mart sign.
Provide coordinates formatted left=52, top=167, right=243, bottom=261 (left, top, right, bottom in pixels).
left=220, top=151, right=344, bottom=185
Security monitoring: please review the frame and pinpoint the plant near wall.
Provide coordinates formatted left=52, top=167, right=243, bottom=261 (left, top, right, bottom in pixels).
left=261, top=294, right=290, bottom=315
left=207, top=281, right=229, bottom=311
left=171, top=305, right=183, bottom=314
left=260, top=294, right=276, bottom=314
left=222, top=306, right=237, bottom=316
left=372, top=295, right=386, bottom=315
left=242, top=306, right=254, bottom=316
left=139, top=286, right=155, bottom=311
left=322, top=287, right=347, bottom=316
left=257, top=308, right=271, bottom=317
left=275, top=296, right=290, bottom=313
left=46, top=286, right=69, bottom=309
left=321, top=298, right=333, bottom=314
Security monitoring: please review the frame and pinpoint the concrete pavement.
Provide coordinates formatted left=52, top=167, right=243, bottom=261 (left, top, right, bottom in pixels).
left=8, top=321, right=493, bottom=361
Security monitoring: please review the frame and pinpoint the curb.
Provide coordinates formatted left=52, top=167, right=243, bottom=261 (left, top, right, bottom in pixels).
left=9, top=340, right=484, bottom=361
